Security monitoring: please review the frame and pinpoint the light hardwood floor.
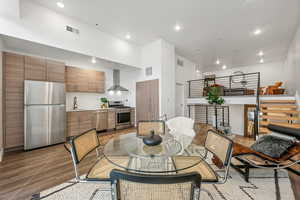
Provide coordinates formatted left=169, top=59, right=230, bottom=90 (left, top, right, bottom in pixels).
left=0, top=126, right=299, bottom=200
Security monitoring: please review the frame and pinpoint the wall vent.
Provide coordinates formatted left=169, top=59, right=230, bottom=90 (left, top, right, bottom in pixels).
left=66, top=26, right=80, bottom=34
left=145, top=67, right=152, bottom=76
left=177, top=59, right=184, bottom=67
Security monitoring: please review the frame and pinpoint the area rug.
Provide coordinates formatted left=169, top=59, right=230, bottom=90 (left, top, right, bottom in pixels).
left=33, top=167, right=293, bottom=200
left=33, top=145, right=294, bottom=200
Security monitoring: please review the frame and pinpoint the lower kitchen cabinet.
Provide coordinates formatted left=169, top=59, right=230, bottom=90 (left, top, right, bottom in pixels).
left=67, top=111, right=95, bottom=137
left=107, top=110, right=116, bottom=129
left=96, top=111, right=108, bottom=131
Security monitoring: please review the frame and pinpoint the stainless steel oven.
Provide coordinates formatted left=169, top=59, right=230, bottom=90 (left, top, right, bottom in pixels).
left=116, top=108, right=131, bottom=129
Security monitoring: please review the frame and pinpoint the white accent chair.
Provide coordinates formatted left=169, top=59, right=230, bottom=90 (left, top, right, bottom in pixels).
left=166, top=117, right=196, bottom=154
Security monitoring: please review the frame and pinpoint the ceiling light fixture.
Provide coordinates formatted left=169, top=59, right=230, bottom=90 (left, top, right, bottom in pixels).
left=216, top=59, right=220, bottom=65
left=222, top=65, right=227, bottom=70
left=56, top=2, right=64, bottom=8
left=258, top=51, right=264, bottom=57
left=196, top=69, right=200, bottom=73
left=174, top=24, right=181, bottom=32
left=253, top=28, right=262, bottom=35
left=125, top=34, right=131, bottom=40
left=91, top=57, right=97, bottom=64
left=260, top=58, right=264, bottom=63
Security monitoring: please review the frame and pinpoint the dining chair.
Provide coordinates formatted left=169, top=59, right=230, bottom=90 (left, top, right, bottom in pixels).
left=166, top=117, right=196, bottom=154
left=173, top=129, right=233, bottom=200
left=65, top=129, right=130, bottom=182
left=137, top=120, right=165, bottom=137
left=110, top=169, right=202, bottom=200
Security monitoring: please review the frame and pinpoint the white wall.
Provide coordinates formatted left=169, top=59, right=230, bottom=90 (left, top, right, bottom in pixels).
left=0, top=1, right=141, bottom=68
left=176, top=55, right=199, bottom=116
left=0, top=0, right=20, bottom=19
left=0, top=36, right=3, bottom=161
left=284, top=22, right=300, bottom=109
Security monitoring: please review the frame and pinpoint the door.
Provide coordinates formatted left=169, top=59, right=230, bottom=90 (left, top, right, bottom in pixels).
left=25, top=106, right=49, bottom=150
left=175, top=83, right=184, bottom=116
left=24, top=80, right=49, bottom=105
left=49, top=82, right=65, bottom=105
left=24, top=56, right=47, bottom=81
left=49, top=105, right=66, bottom=145
left=136, top=79, right=159, bottom=122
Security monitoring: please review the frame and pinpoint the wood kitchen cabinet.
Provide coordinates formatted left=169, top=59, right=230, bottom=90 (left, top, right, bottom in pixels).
left=96, top=111, right=108, bottom=131
left=46, top=60, right=65, bottom=82
left=67, top=111, right=95, bottom=137
left=25, top=56, right=65, bottom=82
left=107, top=110, right=116, bottom=129
left=25, top=56, right=47, bottom=81
left=4, top=52, right=25, bottom=148
left=66, top=66, right=105, bottom=93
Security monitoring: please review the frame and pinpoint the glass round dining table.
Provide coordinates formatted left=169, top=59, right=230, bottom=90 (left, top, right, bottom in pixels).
left=103, top=132, right=202, bottom=173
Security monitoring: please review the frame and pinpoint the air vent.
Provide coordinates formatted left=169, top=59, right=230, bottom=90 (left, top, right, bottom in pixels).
left=145, top=67, right=152, bottom=76
left=66, top=26, right=80, bottom=34
left=177, top=59, right=184, bottom=67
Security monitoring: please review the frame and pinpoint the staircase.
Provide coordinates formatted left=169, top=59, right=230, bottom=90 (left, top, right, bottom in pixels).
left=259, top=99, right=300, bottom=134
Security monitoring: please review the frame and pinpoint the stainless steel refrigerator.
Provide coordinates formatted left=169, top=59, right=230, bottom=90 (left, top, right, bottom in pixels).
left=24, top=80, right=66, bottom=150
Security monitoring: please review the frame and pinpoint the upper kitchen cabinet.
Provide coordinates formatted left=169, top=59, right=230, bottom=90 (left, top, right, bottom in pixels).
left=66, top=66, right=105, bottom=93
left=25, top=56, right=47, bottom=81
left=46, top=60, right=65, bottom=83
left=25, top=56, right=65, bottom=82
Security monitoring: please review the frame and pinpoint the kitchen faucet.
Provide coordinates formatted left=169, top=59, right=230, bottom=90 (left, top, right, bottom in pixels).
left=73, top=96, right=78, bottom=110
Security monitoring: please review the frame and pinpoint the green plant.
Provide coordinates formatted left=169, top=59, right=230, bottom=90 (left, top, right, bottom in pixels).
left=206, top=87, right=225, bottom=105
left=100, top=97, right=108, bottom=103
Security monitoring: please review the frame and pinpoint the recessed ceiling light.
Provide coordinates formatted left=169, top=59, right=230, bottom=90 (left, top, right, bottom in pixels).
left=91, top=57, right=97, bottom=64
left=56, top=2, right=64, bottom=8
left=216, top=59, right=220, bottom=65
left=258, top=51, right=264, bottom=56
left=125, top=34, right=131, bottom=40
left=260, top=58, right=264, bottom=63
left=253, top=28, right=262, bottom=35
left=174, top=24, right=182, bottom=32
left=222, top=65, right=227, bottom=69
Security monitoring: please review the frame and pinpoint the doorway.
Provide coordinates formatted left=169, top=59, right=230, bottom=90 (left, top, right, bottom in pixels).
left=175, top=83, right=184, bottom=116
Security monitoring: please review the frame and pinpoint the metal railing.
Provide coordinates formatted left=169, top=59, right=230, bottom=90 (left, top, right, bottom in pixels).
left=187, top=72, right=261, bottom=139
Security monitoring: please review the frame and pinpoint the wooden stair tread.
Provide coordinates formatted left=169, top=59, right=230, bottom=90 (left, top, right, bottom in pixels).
left=260, top=104, right=297, bottom=109
left=259, top=127, right=271, bottom=134
left=260, top=121, right=300, bottom=128
left=260, top=100, right=296, bottom=104
left=261, top=109, right=300, bottom=114
left=261, top=115, right=300, bottom=121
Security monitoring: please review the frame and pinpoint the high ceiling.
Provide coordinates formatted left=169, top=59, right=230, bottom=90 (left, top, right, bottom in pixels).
left=31, top=0, right=300, bottom=71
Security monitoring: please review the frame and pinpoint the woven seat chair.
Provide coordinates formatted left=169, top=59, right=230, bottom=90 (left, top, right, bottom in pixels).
left=173, top=129, right=233, bottom=200
left=65, top=129, right=130, bottom=182
left=110, top=169, right=202, bottom=200
left=137, top=120, right=165, bottom=137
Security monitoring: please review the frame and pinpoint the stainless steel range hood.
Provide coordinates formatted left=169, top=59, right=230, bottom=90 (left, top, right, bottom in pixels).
left=107, top=69, right=128, bottom=92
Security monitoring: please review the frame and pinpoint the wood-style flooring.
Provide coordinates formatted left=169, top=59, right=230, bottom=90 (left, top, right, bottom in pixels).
left=0, top=126, right=300, bottom=200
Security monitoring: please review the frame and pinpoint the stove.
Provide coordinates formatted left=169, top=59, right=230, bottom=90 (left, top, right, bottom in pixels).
left=108, top=101, right=132, bottom=129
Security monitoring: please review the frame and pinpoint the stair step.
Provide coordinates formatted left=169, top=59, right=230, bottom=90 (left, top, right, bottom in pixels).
left=261, top=109, right=300, bottom=114
left=260, top=100, right=296, bottom=104
left=260, top=121, right=300, bottom=128
left=261, top=115, right=300, bottom=121
left=260, top=104, right=297, bottom=109
left=259, top=127, right=271, bottom=134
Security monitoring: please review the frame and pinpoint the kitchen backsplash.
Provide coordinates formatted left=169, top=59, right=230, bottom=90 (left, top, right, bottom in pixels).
left=66, top=92, right=132, bottom=111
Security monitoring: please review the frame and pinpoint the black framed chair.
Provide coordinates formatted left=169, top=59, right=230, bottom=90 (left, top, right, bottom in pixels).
left=65, top=129, right=130, bottom=182
left=173, top=129, right=233, bottom=199
left=110, top=169, right=202, bottom=200
left=137, top=120, right=166, bottom=137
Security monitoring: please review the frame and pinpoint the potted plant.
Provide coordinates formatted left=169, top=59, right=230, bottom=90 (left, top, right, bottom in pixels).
left=100, top=97, right=108, bottom=109
left=206, top=86, right=225, bottom=105
left=206, top=87, right=225, bottom=129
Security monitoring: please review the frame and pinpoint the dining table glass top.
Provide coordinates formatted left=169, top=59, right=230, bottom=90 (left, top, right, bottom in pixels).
left=103, top=132, right=202, bottom=173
